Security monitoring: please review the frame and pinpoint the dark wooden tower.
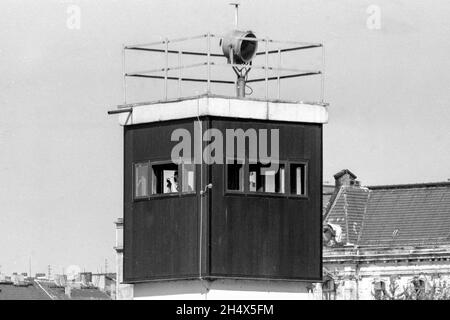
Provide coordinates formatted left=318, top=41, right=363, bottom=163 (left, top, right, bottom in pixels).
left=110, top=31, right=328, bottom=299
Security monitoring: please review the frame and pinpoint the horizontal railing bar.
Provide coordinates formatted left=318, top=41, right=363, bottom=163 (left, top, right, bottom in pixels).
left=126, top=72, right=320, bottom=83
left=246, top=72, right=321, bottom=83
left=213, top=34, right=322, bottom=47
left=125, top=74, right=235, bottom=84
left=125, top=46, right=225, bottom=57
left=255, top=44, right=322, bottom=55
left=125, top=34, right=208, bottom=48
left=126, top=45, right=320, bottom=57
left=128, top=62, right=208, bottom=75
left=125, top=34, right=321, bottom=49
left=211, top=62, right=320, bottom=74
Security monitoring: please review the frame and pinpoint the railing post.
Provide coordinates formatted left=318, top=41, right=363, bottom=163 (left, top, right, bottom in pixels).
left=265, top=37, right=269, bottom=100
left=122, top=44, right=127, bottom=104
left=164, top=37, right=169, bottom=100
left=206, top=33, right=211, bottom=94
left=178, top=50, right=182, bottom=98
left=264, top=37, right=269, bottom=100
left=321, top=44, right=325, bottom=103
left=277, top=48, right=281, bottom=100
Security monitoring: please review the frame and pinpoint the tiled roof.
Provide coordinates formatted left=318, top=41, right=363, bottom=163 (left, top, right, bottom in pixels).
left=37, top=281, right=111, bottom=300
left=0, top=281, right=51, bottom=300
left=324, top=182, right=450, bottom=247
left=0, top=280, right=112, bottom=300
left=325, top=186, right=370, bottom=245
left=322, top=184, right=335, bottom=212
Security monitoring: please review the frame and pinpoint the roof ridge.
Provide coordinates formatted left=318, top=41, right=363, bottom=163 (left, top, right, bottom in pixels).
left=367, top=181, right=450, bottom=190
left=323, top=186, right=344, bottom=221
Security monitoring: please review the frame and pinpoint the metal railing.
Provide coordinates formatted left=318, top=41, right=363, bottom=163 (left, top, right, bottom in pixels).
left=119, top=33, right=326, bottom=107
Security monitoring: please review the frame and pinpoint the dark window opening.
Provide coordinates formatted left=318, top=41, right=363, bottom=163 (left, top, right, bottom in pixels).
left=151, top=163, right=179, bottom=195
left=373, top=281, right=387, bottom=300
left=290, top=163, right=306, bottom=196
left=227, top=161, right=244, bottom=191
left=249, top=162, right=285, bottom=193
left=412, top=279, right=426, bottom=294
left=322, top=276, right=336, bottom=300
left=134, top=162, right=149, bottom=198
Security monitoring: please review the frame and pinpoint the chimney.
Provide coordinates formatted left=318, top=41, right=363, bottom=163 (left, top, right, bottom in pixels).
left=333, top=169, right=357, bottom=189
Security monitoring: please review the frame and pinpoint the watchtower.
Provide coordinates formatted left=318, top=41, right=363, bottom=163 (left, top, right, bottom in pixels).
left=109, top=11, right=328, bottom=299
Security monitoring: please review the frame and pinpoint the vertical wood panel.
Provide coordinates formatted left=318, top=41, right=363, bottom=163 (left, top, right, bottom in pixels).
left=124, top=119, right=200, bottom=281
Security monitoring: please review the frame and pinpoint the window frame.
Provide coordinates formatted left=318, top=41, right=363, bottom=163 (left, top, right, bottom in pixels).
left=287, top=160, right=309, bottom=199
left=223, top=158, right=309, bottom=199
left=133, top=161, right=151, bottom=200
left=247, top=158, right=287, bottom=196
left=180, top=160, right=197, bottom=195
left=132, top=159, right=197, bottom=201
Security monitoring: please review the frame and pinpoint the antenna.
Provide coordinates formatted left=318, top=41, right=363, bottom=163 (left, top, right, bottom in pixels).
left=230, top=2, right=240, bottom=28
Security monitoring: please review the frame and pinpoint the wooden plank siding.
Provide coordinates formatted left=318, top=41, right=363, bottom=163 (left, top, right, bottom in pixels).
left=124, top=119, right=200, bottom=282
left=209, top=118, right=322, bottom=280
left=123, top=117, right=322, bottom=282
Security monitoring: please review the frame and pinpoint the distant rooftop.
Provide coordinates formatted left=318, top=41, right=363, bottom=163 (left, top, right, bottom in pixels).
left=0, top=281, right=50, bottom=300
left=324, top=171, right=450, bottom=248
left=0, top=279, right=112, bottom=300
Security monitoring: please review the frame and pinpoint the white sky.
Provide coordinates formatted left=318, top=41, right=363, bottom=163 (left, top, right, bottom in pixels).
left=0, top=0, right=449, bottom=275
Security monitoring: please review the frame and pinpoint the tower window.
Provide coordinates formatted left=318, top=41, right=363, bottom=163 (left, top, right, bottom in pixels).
left=226, top=160, right=244, bottom=191
left=290, top=163, right=307, bottom=196
left=133, top=160, right=197, bottom=199
left=248, top=162, right=285, bottom=194
left=151, top=162, right=179, bottom=194
left=134, top=162, right=149, bottom=198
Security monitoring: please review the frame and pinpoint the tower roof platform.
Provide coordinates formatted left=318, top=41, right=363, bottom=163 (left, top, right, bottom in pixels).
left=115, top=94, right=328, bottom=126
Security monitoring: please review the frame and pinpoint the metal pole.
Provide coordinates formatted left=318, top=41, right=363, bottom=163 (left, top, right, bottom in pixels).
left=206, top=33, right=211, bottom=94
left=122, top=44, right=126, bottom=104
left=277, top=48, right=281, bottom=99
left=265, top=37, right=269, bottom=100
left=178, top=50, right=182, bottom=97
left=321, top=44, right=325, bottom=103
left=164, top=38, right=168, bottom=100
left=230, top=47, right=237, bottom=96
left=230, top=3, right=239, bottom=28
left=237, top=76, right=245, bottom=98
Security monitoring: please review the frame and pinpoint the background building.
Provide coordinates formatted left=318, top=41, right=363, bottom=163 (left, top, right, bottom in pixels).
left=318, top=169, right=450, bottom=300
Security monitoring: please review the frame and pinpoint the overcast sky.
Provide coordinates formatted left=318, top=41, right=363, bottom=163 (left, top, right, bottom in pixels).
left=1, top=0, right=449, bottom=275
